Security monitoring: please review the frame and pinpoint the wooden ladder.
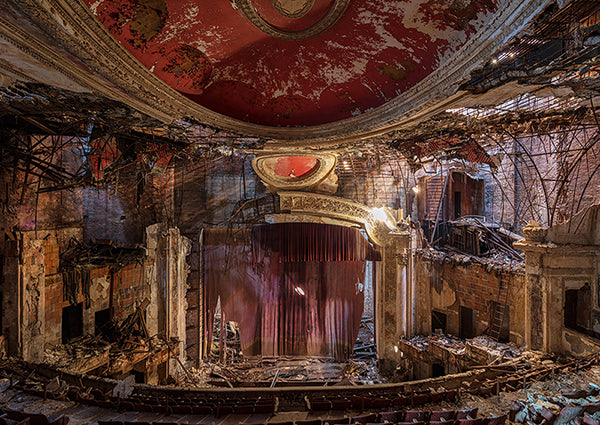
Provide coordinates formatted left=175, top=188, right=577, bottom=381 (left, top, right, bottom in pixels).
left=489, top=271, right=510, bottom=341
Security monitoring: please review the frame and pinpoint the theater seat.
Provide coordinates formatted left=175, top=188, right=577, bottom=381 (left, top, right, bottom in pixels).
left=457, top=409, right=479, bottom=420
left=431, top=411, right=457, bottom=421
left=351, top=413, right=378, bottom=424
left=379, top=411, right=404, bottom=423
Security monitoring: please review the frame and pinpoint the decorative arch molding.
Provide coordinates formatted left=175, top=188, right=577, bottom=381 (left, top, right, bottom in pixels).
left=0, top=0, right=550, bottom=145
left=236, top=0, right=350, bottom=40
left=277, top=191, right=403, bottom=246
left=271, top=0, right=315, bottom=19
left=252, top=153, right=338, bottom=193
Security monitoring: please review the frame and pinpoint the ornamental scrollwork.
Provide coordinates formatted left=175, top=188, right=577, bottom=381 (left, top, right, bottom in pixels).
left=236, top=0, right=350, bottom=40
left=278, top=191, right=402, bottom=246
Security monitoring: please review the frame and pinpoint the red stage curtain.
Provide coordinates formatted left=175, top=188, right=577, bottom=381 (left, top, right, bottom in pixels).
left=204, top=224, right=371, bottom=360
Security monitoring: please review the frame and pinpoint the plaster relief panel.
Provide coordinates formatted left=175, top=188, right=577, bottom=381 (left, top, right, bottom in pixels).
left=90, top=275, right=110, bottom=303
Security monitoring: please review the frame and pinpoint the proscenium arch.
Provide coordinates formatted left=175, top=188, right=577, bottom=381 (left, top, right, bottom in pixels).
left=277, top=191, right=402, bottom=246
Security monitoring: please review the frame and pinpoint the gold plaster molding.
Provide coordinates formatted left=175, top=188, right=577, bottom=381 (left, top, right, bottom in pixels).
left=271, top=0, right=314, bottom=19
left=237, top=0, right=349, bottom=40
left=278, top=191, right=403, bottom=246
left=1, top=0, right=551, bottom=145
left=252, top=153, right=337, bottom=192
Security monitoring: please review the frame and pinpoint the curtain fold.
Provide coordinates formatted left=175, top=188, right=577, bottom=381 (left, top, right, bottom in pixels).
left=204, top=223, right=370, bottom=360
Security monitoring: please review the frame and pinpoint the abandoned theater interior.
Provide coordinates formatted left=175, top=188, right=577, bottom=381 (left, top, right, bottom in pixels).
left=1, top=0, right=600, bottom=423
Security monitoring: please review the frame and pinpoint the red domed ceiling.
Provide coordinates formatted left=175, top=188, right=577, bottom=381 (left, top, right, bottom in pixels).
left=85, top=0, right=497, bottom=127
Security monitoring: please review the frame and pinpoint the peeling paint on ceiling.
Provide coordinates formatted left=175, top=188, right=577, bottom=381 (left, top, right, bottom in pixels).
left=83, top=0, right=500, bottom=127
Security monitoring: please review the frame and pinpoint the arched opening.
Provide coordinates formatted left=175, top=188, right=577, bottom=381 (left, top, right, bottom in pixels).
left=203, top=223, right=380, bottom=362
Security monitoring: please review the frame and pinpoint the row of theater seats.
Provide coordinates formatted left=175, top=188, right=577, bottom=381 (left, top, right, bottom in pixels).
left=96, top=408, right=509, bottom=425
left=0, top=408, right=69, bottom=425
left=308, top=390, right=457, bottom=411
left=21, top=382, right=460, bottom=416
left=21, top=386, right=276, bottom=416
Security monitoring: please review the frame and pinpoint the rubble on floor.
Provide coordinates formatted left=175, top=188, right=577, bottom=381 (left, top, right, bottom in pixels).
left=43, top=335, right=111, bottom=374
left=430, top=334, right=466, bottom=354
left=186, top=356, right=385, bottom=388
left=196, top=313, right=381, bottom=388
left=42, top=300, right=177, bottom=380
left=418, top=246, right=525, bottom=275
left=354, top=317, right=376, bottom=359
left=400, top=334, right=524, bottom=371
left=467, top=336, right=522, bottom=364
left=464, top=358, right=600, bottom=421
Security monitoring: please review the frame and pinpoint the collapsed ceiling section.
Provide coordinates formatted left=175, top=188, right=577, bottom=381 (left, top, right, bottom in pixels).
left=0, top=0, right=597, bottom=157
left=0, top=0, right=557, bottom=144
left=389, top=0, right=600, bottom=166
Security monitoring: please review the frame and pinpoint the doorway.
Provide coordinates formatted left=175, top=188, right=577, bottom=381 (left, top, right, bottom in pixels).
left=459, top=306, right=477, bottom=339
left=62, top=303, right=83, bottom=343
left=431, top=310, right=447, bottom=334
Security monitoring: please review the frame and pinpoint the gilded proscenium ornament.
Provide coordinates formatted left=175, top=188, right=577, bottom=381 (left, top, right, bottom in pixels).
left=278, top=191, right=402, bottom=246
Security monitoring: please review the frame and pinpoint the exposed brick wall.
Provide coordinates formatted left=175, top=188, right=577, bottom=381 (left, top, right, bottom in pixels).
left=420, top=176, right=445, bottom=220
left=336, top=158, right=409, bottom=212
left=43, top=237, right=60, bottom=276
left=43, top=241, right=147, bottom=347
left=414, top=252, right=526, bottom=344
left=113, top=263, right=147, bottom=322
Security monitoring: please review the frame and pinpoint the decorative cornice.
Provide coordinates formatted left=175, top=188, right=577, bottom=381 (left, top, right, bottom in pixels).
left=1, top=0, right=550, bottom=146
left=278, top=191, right=402, bottom=246
left=236, top=0, right=349, bottom=40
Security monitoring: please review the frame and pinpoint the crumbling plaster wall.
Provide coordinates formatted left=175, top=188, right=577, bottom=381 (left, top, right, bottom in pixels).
left=413, top=252, right=526, bottom=345
left=145, top=224, right=190, bottom=373
left=376, top=231, right=414, bottom=374
left=515, top=205, right=600, bottom=355
left=19, top=233, right=45, bottom=363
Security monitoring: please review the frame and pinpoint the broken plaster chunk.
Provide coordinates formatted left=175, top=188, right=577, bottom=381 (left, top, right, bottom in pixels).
left=0, top=378, right=10, bottom=393
left=113, top=375, right=135, bottom=398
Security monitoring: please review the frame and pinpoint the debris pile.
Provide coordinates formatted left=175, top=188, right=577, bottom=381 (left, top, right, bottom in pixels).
left=398, top=333, right=526, bottom=374
left=467, top=336, right=522, bottom=364
left=43, top=299, right=177, bottom=379
left=501, top=359, right=600, bottom=425
left=418, top=246, right=525, bottom=275
left=61, top=238, right=145, bottom=268
left=354, top=318, right=376, bottom=359
left=186, top=356, right=384, bottom=388
left=43, top=335, right=111, bottom=374
left=430, top=334, right=466, bottom=354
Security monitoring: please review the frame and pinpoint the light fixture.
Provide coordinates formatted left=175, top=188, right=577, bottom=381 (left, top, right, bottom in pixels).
left=294, top=286, right=305, bottom=296
left=394, top=345, right=399, bottom=353
left=412, top=186, right=419, bottom=193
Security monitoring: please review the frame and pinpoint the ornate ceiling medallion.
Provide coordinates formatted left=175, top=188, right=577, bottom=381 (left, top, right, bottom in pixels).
left=271, top=0, right=315, bottom=19
left=236, top=0, right=350, bottom=40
